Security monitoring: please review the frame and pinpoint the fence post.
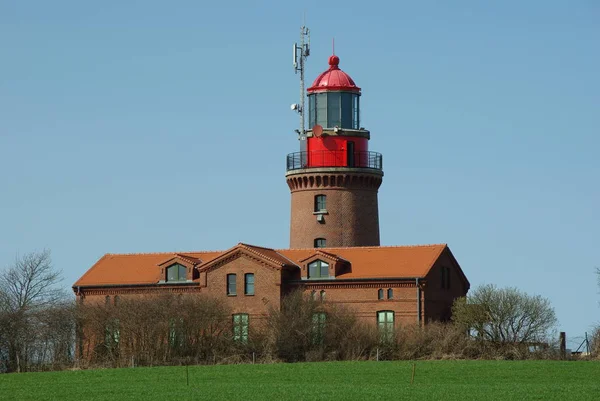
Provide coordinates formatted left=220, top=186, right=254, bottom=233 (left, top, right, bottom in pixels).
left=585, top=332, right=590, bottom=355
left=376, top=348, right=379, bottom=362
left=252, top=352, right=255, bottom=364
left=559, top=332, right=566, bottom=359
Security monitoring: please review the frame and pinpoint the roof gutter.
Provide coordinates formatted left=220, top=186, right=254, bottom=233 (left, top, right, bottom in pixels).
left=288, top=276, right=425, bottom=284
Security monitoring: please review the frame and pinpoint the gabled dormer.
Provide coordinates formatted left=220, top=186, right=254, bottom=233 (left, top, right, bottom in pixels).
left=157, top=254, right=201, bottom=284
left=298, top=250, right=350, bottom=280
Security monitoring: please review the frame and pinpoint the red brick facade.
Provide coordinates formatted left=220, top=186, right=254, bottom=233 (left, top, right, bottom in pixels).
left=74, top=244, right=469, bottom=348
left=287, top=169, right=382, bottom=248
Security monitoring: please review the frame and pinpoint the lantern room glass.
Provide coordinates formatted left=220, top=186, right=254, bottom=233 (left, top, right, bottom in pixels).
left=308, top=92, right=360, bottom=130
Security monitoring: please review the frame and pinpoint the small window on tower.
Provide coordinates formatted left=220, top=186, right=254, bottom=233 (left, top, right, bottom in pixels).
left=314, top=238, right=326, bottom=248
left=314, top=195, right=327, bottom=212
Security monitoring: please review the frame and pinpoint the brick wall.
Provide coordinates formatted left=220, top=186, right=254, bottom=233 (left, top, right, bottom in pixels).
left=287, top=169, right=382, bottom=248
left=204, top=254, right=282, bottom=324
left=424, top=249, right=469, bottom=322
left=288, top=282, right=422, bottom=328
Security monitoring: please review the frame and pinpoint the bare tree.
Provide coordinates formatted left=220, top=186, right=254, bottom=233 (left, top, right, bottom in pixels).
left=452, top=284, right=557, bottom=346
left=0, top=250, right=70, bottom=372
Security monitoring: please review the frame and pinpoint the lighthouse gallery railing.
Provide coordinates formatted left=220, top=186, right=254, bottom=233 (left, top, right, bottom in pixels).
left=286, top=151, right=383, bottom=171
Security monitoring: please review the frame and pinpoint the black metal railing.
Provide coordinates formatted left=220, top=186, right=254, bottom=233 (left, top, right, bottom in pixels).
left=286, top=151, right=383, bottom=171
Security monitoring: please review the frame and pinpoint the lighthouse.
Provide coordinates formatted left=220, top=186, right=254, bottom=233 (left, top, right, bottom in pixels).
left=286, top=54, right=384, bottom=249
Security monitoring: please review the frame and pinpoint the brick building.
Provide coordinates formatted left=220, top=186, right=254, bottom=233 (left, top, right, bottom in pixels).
left=73, top=53, right=469, bottom=341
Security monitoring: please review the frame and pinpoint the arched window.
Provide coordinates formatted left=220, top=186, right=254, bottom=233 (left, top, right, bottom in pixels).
left=378, top=289, right=384, bottom=300
left=308, top=260, right=329, bottom=279
left=166, top=263, right=187, bottom=282
left=227, top=274, right=237, bottom=296
left=320, top=290, right=326, bottom=301
left=314, top=238, right=326, bottom=248
left=105, top=295, right=110, bottom=306
left=387, top=288, right=393, bottom=299
left=114, top=295, right=120, bottom=306
left=244, top=273, right=255, bottom=295
left=311, top=290, right=317, bottom=301
left=314, top=195, right=327, bottom=212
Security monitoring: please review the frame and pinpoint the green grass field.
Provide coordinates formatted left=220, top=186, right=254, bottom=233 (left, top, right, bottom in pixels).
left=1, top=360, right=598, bottom=401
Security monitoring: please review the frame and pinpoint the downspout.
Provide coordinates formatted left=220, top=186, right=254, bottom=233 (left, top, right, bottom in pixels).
left=416, top=278, right=422, bottom=325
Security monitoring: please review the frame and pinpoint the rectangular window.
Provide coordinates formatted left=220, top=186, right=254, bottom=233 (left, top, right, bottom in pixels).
left=104, top=319, right=120, bottom=348
left=227, top=274, right=237, bottom=296
left=312, top=312, right=326, bottom=345
left=245, top=273, right=255, bottom=295
left=314, top=238, right=326, bottom=248
left=315, top=195, right=326, bottom=212
left=340, top=93, right=353, bottom=128
left=352, top=94, right=360, bottom=129
left=327, top=92, right=341, bottom=128
left=308, top=94, right=317, bottom=128
left=316, top=93, right=328, bottom=127
left=233, top=313, right=249, bottom=343
left=377, top=311, right=394, bottom=342
left=169, top=318, right=184, bottom=348
left=441, top=267, right=451, bottom=290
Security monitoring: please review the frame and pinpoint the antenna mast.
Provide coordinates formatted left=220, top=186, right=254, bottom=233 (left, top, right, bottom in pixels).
left=293, top=24, right=310, bottom=148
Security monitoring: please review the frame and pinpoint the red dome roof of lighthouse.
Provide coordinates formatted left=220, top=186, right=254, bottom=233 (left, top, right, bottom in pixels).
left=307, top=55, right=361, bottom=93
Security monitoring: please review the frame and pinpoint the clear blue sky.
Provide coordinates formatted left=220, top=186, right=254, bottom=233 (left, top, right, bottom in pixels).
left=1, top=1, right=598, bottom=347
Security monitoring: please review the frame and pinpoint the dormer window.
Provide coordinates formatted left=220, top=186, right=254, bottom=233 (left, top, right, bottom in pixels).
left=308, top=260, right=329, bottom=279
left=166, top=263, right=187, bottom=282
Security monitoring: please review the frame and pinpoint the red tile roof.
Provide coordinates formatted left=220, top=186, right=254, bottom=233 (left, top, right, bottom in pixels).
left=73, top=243, right=450, bottom=287
left=279, top=244, right=447, bottom=279
left=74, top=251, right=222, bottom=286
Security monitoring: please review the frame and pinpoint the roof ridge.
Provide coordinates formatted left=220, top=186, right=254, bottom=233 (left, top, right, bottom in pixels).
left=277, top=243, right=448, bottom=252
left=104, top=249, right=226, bottom=256
left=99, top=243, right=448, bottom=257
left=238, top=243, right=276, bottom=252
left=238, top=243, right=287, bottom=267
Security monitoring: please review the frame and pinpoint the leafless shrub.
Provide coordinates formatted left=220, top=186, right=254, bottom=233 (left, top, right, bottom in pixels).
left=590, top=327, right=600, bottom=359
left=77, top=293, right=232, bottom=368
left=0, top=250, right=73, bottom=373
left=452, top=284, right=557, bottom=346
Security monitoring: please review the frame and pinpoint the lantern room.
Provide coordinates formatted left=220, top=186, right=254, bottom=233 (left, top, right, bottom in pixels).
left=307, top=55, right=361, bottom=130
left=286, top=54, right=382, bottom=172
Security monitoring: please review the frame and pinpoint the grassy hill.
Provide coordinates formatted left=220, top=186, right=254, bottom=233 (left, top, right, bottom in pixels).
left=1, top=360, right=599, bottom=400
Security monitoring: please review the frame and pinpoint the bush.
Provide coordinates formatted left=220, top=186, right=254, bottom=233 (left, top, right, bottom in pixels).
left=452, top=284, right=557, bottom=346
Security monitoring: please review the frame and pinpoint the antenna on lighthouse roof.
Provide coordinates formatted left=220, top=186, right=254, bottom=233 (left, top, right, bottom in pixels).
left=292, top=20, right=310, bottom=149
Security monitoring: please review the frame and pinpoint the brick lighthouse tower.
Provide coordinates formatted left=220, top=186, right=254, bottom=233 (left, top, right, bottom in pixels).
left=286, top=53, right=384, bottom=248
